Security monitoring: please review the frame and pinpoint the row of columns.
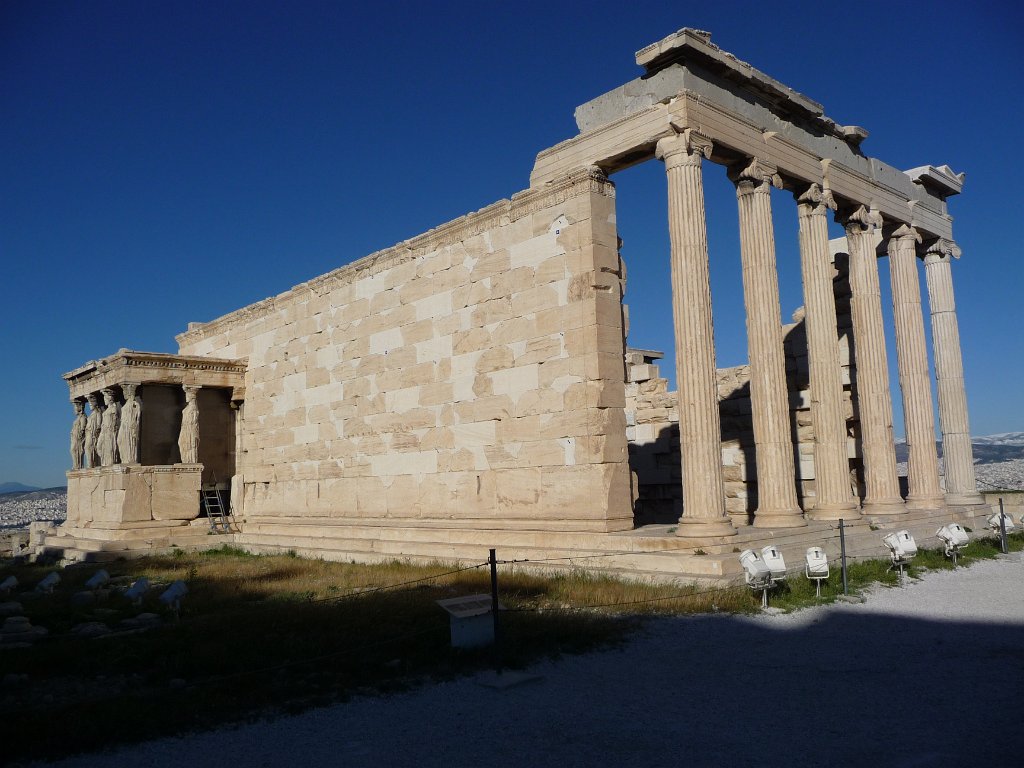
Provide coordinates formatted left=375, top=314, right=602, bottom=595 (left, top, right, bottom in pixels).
left=69, top=384, right=200, bottom=470
left=655, top=130, right=982, bottom=539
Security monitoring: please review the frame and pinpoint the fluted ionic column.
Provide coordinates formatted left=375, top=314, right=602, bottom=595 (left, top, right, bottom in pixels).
left=838, top=206, right=904, bottom=515
left=888, top=226, right=944, bottom=510
left=923, top=240, right=984, bottom=506
left=730, top=159, right=804, bottom=528
left=795, top=184, right=859, bottom=519
left=655, top=131, right=735, bottom=539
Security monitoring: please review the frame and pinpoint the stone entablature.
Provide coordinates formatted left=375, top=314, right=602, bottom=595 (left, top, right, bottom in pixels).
left=64, top=350, right=247, bottom=401
left=534, top=29, right=954, bottom=242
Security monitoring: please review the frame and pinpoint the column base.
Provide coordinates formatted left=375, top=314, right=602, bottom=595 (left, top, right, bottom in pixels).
left=905, top=494, right=947, bottom=512
left=752, top=510, right=807, bottom=528
left=675, top=517, right=737, bottom=539
left=944, top=491, right=986, bottom=507
left=862, top=498, right=906, bottom=516
left=805, top=503, right=861, bottom=522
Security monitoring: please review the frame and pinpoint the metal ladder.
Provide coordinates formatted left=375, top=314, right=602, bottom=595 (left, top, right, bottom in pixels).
left=201, top=483, right=232, bottom=533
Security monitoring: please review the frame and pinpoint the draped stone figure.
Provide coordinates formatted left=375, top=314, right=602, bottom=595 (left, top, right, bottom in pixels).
left=178, top=385, right=199, bottom=464
left=84, top=393, right=103, bottom=468
left=69, top=399, right=87, bottom=470
left=97, top=388, right=121, bottom=466
left=117, top=383, right=142, bottom=464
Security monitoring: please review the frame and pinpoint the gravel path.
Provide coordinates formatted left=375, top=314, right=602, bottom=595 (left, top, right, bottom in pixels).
left=41, top=554, right=1024, bottom=768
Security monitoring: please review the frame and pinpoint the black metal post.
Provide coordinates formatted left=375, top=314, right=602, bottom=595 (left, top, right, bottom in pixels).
left=839, top=518, right=849, bottom=596
left=999, top=499, right=1008, bottom=555
left=489, top=548, right=500, bottom=644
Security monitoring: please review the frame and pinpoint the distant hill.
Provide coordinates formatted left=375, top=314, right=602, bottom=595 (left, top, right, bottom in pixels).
left=894, top=433, right=1024, bottom=465
left=0, top=482, right=39, bottom=494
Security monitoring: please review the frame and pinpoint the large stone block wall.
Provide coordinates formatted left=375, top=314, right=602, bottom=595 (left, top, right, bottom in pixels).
left=176, top=168, right=633, bottom=533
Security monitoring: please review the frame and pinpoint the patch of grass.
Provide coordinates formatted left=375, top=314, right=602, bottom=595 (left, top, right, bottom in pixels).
left=2, top=532, right=1020, bottom=762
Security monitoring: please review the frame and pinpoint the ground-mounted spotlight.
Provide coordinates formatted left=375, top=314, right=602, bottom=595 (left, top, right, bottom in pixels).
left=936, top=523, right=969, bottom=565
left=35, top=572, right=60, bottom=594
left=0, top=575, right=16, bottom=595
left=760, top=546, right=787, bottom=583
left=158, top=580, right=188, bottom=616
left=123, top=577, right=150, bottom=606
left=84, top=569, right=110, bottom=590
left=987, top=511, right=1016, bottom=535
left=805, top=547, right=829, bottom=597
left=882, top=530, right=917, bottom=582
left=739, top=549, right=773, bottom=608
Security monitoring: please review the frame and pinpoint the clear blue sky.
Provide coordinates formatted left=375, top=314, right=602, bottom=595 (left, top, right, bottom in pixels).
left=2, top=0, right=1022, bottom=488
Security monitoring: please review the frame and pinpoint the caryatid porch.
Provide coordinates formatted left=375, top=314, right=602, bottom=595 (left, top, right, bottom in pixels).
left=539, top=28, right=985, bottom=539
left=63, top=351, right=245, bottom=529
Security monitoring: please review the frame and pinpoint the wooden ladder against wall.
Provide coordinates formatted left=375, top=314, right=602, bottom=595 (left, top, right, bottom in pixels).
left=201, top=483, right=233, bottom=533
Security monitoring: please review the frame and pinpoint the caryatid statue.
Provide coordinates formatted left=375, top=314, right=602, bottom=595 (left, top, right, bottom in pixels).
left=84, top=393, right=103, bottom=468
left=97, top=388, right=121, bottom=466
left=117, top=383, right=142, bottom=465
left=177, top=385, right=199, bottom=464
left=69, top=399, right=87, bottom=470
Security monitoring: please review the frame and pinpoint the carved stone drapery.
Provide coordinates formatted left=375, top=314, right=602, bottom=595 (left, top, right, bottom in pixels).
left=655, top=130, right=735, bottom=539
left=69, top=399, right=87, bottom=470
left=730, top=158, right=804, bottom=528
left=117, top=383, right=142, bottom=465
left=84, top=393, right=103, bottom=468
left=794, top=183, right=859, bottom=519
left=97, top=388, right=121, bottom=466
left=178, top=385, right=200, bottom=464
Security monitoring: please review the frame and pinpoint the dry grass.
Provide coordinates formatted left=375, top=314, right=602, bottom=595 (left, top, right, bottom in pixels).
left=2, top=534, right=1019, bottom=762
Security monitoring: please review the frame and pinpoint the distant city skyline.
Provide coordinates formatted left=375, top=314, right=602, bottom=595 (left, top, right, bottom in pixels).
left=2, top=0, right=1022, bottom=487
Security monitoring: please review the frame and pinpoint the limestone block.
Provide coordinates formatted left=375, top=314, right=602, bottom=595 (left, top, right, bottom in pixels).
left=470, top=251, right=511, bottom=282
left=395, top=319, right=434, bottom=347
left=453, top=328, right=493, bottom=355
left=491, top=317, right=538, bottom=346
left=517, top=439, right=570, bottom=467
left=151, top=469, right=201, bottom=521
left=452, top=280, right=493, bottom=311
left=496, top=468, right=542, bottom=515
left=514, top=388, right=564, bottom=417
left=629, top=364, right=658, bottom=383
left=511, top=285, right=559, bottom=317
left=535, top=255, right=568, bottom=285
left=369, top=450, right=438, bottom=477
left=575, top=433, right=628, bottom=464
left=355, top=477, right=388, bottom=517
left=490, top=365, right=540, bottom=401
left=471, top=297, right=514, bottom=327
left=491, top=267, right=535, bottom=298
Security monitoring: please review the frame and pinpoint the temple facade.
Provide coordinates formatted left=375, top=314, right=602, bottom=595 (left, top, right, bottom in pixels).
left=41, top=29, right=987, bottom=576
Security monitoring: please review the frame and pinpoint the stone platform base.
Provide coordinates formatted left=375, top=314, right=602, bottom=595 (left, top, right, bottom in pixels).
left=29, top=501, right=998, bottom=581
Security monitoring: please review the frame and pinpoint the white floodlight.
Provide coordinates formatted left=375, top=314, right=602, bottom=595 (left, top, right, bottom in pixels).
left=35, top=572, right=60, bottom=594
left=883, top=530, right=917, bottom=581
left=936, top=524, right=970, bottom=565
left=84, top=569, right=110, bottom=590
left=123, top=577, right=150, bottom=606
left=805, top=547, right=829, bottom=597
left=158, top=580, right=188, bottom=610
left=987, top=512, right=1016, bottom=534
left=0, top=575, right=16, bottom=594
left=760, top=546, right=787, bottom=583
left=739, top=549, right=773, bottom=608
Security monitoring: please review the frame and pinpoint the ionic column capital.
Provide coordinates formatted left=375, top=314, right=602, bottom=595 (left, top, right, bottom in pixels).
left=923, top=238, right=962, bottom=265
left=837, top=204, right=883, bottom=236
left=794, top=182, right=836, bottom=217
left=655, top=130, right=713, bottom=169
left=729, top=158, right=783, bottom=194
left=889, top=223, right=923, bottom=247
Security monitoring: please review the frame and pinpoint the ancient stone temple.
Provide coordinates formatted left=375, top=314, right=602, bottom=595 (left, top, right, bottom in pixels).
left=42, top=29, right=987, bottom=575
